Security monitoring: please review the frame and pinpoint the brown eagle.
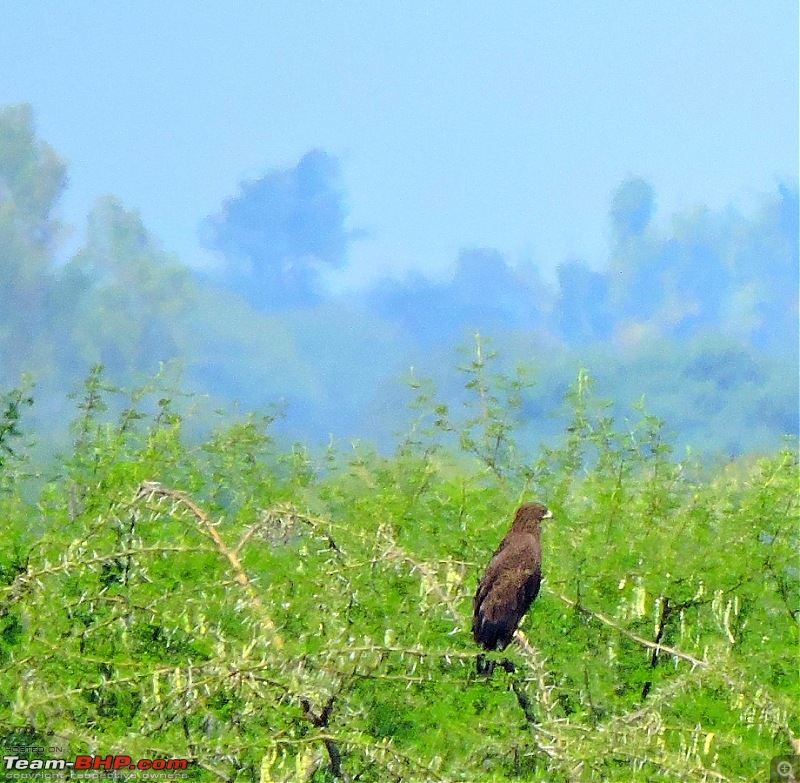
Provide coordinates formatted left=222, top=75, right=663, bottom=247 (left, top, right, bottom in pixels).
left=472, top=502, right=551, bottom=672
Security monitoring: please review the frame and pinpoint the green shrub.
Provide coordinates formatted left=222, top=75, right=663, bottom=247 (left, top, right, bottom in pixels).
left=0, top=352, right=796, bottom=781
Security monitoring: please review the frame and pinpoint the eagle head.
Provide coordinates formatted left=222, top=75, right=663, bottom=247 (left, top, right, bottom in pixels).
left=511, top=502, right=552, bottom=534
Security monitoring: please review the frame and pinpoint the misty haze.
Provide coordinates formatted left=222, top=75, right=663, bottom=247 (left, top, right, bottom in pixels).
left=0, top=105, right=796, bottom=457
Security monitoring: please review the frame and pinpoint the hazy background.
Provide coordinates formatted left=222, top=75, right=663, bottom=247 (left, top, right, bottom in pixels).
left=0, top=2, right=797, bottom=456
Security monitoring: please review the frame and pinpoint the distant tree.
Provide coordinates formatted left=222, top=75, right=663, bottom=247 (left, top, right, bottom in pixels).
left=0, top=104, right=67, bottom=378
left=605, top=178, right=665, bottom=329
left=728, top=181, right=799, bottom=352
left=610, top=177, right=655, bottom=239
left=450, top=248, right=545, bottom=332
left=365, top=248, right=547, bottom=346
left=656, top=210, right=730, bottom=338
left=554, top=259, right=612, bottom=343
left=362, top=270, right=455, bottom=346
left=63, top=196, right=193, bottom=376
left=203, top=149, right=355, bottom=309
left=605, top=180, right=797, bottom=352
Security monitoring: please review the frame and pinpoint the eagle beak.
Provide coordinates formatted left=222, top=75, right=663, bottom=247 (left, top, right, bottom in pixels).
left=543, top=509, right=553, bottom=519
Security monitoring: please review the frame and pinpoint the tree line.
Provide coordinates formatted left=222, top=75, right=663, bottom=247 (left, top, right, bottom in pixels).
left=0, top=103, right=796, bottom=455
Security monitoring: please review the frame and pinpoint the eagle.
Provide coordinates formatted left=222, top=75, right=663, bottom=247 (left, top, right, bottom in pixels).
left=472, top=502, right=552, bottom=672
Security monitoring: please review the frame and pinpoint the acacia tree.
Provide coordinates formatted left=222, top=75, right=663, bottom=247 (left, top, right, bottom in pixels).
left=0, top=351, right=797, bottom=782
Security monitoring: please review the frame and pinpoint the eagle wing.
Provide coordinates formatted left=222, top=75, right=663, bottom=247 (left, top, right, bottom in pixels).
left=472, top=534, right=541, bottom=651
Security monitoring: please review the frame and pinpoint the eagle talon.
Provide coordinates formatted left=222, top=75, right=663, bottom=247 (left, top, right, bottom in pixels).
left=476, top=653, right=494, bottom=676
left=499, top=658, right=516, bottom=674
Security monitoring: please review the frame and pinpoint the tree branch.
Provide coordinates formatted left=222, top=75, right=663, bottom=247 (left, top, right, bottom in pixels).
left=552, top=590, right=708, bottom=669
left=301, top=695, right=348, bottom=781
left=136, top=481, right=285, bottom=649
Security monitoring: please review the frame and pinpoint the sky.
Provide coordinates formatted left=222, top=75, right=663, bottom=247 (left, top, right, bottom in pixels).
left=1, top=1, right=797, bottom=290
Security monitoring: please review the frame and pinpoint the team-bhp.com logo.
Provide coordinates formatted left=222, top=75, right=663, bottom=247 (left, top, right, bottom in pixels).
left=4, top=753, right=189, bottom=773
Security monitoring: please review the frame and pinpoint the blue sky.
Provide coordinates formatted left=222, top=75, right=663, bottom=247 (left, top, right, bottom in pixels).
left=2, top=2, right=797, bottom=289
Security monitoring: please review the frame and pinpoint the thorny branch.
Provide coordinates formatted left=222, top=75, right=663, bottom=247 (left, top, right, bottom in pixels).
left=553, top=590, right=708, bottom=669
left=301, top=694, right=347, bottom=780
left=135, top=481, right=285, bottom=649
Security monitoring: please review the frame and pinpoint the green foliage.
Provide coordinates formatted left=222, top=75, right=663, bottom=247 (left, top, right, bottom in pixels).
left=0, top=352, right=796, bottom=782
left=0, top=384, right=33, bottom=473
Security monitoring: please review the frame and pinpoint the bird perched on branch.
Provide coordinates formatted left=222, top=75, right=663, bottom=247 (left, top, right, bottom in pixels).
left=472, top=502, right=552, bottom=673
